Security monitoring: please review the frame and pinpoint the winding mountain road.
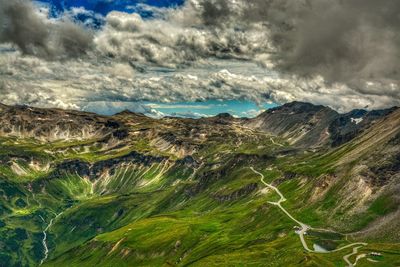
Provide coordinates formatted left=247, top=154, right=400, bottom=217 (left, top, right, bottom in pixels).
left=343, top=246, right=367, bottom=267
left=250, top=167, right=371, bottom=266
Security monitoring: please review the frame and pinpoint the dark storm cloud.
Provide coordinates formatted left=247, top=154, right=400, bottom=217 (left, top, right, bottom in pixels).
left=200, top=0, right=400, bottom=85
left=200, top=0, right=232, bottom=26
left=272, top=0, right=400, bottom=85
left=0, top=0, right=399, bottom=113
left=0, top=0, right=93, bottom=58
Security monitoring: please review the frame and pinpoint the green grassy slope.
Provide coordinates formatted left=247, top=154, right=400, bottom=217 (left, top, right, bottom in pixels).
left=0, top=110, right=399, bottom=267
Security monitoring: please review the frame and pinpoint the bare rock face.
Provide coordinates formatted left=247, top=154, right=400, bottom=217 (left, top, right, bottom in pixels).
left=328, top=107, right=398, bottom=147
left=247, top=101, right=399, bottom=148
left=0, top=104, right=127, bottom=142
left=246, top=102, right=339, bottom=147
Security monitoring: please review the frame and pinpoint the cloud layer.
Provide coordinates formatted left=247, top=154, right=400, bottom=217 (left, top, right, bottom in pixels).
left=0, top=0, right=93, bottom=58
left=191, top=0, right=400, bottom=88
left=0, top=0, right=399, bottom=115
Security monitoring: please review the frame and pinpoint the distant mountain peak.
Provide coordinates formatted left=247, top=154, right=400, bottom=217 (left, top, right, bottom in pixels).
left=264, top=101, right=334, bottom=116
left=248, top=101, right=399, bottom=148
left=114, top=109, right=146, bottom=117
left=215, top=113, right=234, bottom=119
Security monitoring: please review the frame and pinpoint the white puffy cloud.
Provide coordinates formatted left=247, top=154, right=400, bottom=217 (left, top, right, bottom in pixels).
left=1, top=46, right=398, bottom=114
left=167, top=111, right=211, bottom=118
left=0, top=0, right=399, bottom=114
left=94, top=3, right=273, bottom=68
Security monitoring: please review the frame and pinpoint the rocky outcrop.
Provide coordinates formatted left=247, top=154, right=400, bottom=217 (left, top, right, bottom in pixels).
left=328, top=107, right=398, bottom=147
left=89, top=151, right=167, bottom=180
left=151, top=132, right=198, bottom=158
left=185, top=167, right=227, bottom=197
left=49, top=151, right=168, bottom=181
left=0, top=104, right=128, bottom=142
left=366, top=152, right=400, bottom=186
left=272, top=172, right=298, bottom=186
left=213, top=183, right=258, bottom=202
left=51, top=160, right=91, bottom=178
left=176, top=156, right=200, bottom=169
left=48, top=152, right=199, bottom=183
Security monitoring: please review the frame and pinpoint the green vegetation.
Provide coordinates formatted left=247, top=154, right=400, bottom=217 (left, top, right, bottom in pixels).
left=0, top=113, right=399, bottom=267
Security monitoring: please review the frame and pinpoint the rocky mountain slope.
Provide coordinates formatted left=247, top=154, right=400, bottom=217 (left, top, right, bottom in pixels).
left=246, top=101, right=398, bottom=148
left=0, top=102, right=399, bottom=267
left=0, top=104, right=127, bottom=142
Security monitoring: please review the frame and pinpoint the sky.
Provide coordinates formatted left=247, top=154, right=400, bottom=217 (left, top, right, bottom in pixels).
left=0, top=0, right=399, bottom=118
left=83, top=100, right=277, bottom=118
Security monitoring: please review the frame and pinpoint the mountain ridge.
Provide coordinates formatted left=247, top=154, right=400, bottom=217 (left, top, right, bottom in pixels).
left=248, top=101, right=398, bottom=148
left=0, top=101, right=399, bottom=266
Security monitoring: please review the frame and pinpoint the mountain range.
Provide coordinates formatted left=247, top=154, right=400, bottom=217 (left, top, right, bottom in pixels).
left=0, top=101, right=399, bottom=266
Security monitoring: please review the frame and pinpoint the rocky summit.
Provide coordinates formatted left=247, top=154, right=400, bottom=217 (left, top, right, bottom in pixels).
left=0, top=102, right=399, bottom=266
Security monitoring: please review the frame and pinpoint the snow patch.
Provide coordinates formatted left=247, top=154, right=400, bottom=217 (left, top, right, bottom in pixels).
left=351, top=117, right=364, bottom=125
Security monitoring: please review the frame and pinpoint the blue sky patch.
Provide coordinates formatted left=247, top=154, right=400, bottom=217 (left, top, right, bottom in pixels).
left=82, top=100, right=277, bottom=118
left=36, top=0, right=184, bottom=17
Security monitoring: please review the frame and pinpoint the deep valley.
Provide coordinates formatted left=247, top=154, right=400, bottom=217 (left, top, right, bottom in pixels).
left=0, top=102, right=399, bottom=267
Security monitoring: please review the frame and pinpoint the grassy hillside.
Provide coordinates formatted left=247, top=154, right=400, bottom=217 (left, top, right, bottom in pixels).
left=0, top=106, right=399, bottom=266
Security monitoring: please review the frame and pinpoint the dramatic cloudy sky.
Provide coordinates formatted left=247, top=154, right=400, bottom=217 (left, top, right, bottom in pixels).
left=0, top=0, right=399, bottom=117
